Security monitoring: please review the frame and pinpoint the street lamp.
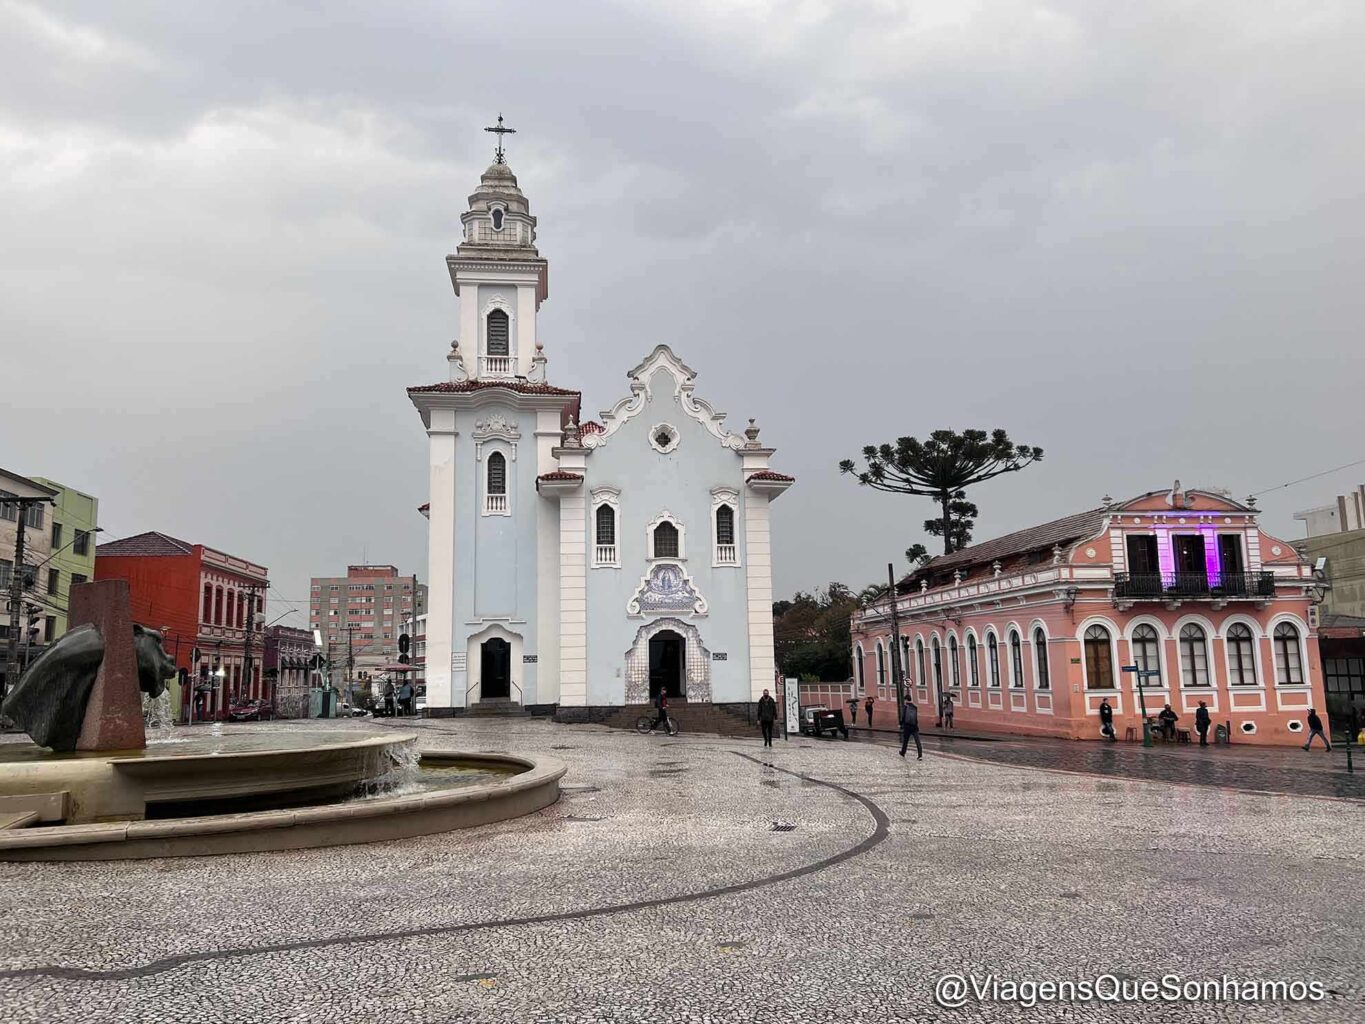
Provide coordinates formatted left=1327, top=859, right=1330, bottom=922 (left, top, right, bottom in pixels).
left=1121, top=664, right=1162, bottom=747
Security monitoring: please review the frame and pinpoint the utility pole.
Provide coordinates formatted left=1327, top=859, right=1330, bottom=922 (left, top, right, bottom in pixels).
left=241, top=584, right=261, bottom=705
left=886, top=562, right=906, bottom=708
left=346, top=623, right=358, bottom=705
left=4, top=499, right=40, bottom=700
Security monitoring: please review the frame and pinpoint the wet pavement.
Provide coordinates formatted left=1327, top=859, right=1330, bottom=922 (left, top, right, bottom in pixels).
left=845, top=727, right=1365, bottom=801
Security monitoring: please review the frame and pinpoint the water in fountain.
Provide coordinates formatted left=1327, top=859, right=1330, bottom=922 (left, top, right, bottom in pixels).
left=142, top=691, right=180, bottom=743
left=356, top=739, right=422, bottom=798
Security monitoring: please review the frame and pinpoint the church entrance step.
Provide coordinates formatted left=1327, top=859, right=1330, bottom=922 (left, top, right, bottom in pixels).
left=464, top=700, right=524, bottom=717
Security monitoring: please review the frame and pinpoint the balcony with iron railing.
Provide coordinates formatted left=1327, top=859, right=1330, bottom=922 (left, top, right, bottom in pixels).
left=1113, top=571, right=1276, bottom=603
left=479, top=354, right=515, bottom=378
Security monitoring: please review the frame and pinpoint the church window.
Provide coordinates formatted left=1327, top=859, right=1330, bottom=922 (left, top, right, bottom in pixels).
left=594, top=503, right=618, bottom=567
left=491, top=207, right=505, bottom=231
left=484, top=452, right=509, bottom=515
left=486, top=309, right=510, bottom=357
left=714, top=504, right=737, bottom=566
left=653, top=521, right=680, bottom=559
left=649, top=423, right=680, bottom=453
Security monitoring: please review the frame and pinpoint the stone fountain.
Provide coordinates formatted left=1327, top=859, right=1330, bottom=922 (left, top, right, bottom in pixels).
left=0, top=581, right=562, bottom=860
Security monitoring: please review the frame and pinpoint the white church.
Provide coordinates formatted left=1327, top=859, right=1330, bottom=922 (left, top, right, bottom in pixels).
left=409, top=130, right=792, bottom=720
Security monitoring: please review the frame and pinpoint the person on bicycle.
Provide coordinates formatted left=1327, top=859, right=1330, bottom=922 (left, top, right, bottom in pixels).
left=652, top=688, right=672, bottom=734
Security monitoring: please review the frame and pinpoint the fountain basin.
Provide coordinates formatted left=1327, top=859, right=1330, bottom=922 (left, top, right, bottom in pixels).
left=0, top=731, right=419, bottom=824
left=0, top=750, right=564, bottom=861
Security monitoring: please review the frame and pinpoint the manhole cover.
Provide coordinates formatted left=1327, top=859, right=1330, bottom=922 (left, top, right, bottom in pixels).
left=770, top=821, right=797, bottom=832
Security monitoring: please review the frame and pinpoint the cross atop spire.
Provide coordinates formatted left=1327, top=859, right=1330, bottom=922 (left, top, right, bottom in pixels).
left=484, top=113, right=516, bottom=164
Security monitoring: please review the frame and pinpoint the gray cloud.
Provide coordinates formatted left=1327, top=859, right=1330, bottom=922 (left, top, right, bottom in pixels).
left=3, top=0, right=1363, bottom=621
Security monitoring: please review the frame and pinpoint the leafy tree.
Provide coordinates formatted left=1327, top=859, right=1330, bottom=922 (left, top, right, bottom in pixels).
left=840, top=428, right=1044, bottom=556
left=772, top=583, right=861, bottom=681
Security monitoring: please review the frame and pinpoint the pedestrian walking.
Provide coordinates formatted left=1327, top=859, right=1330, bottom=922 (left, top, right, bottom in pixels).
left=847, top=697, right=859, bottom=725
left=757, top=688, right=778, bottom=747
left=1303, top=708, right=1332, bottom=751
left=383, top=680, right=396, bottom=717
left=899, top=695, right=922, bottom=761
left=1098, top=697, right=1116, bottom=741
left=1195, top=701, right=1211, bottom=747
left=942, top=694, right=955, bottom=729
left=864, top=694, right=875, bottom=729
left=398, top=680, right=414, bottom=716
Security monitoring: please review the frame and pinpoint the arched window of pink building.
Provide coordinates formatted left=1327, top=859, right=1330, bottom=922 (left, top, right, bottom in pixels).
left=236, top=591, right=245, bottom=630
left=855, top=644, right=865, bottom=690
left=948, top=636, right=960, bottom=688
left=901, top=637, right=911, bottom=685
left=987, top=633, right=1001, bottom=687
left=1084, top=625, right=1114, bottom=689
left=1132, top=624, right=1161, bottom=681
left=214, top=586, right=224, bottom=626
left=1227, top=624, right=1257, bottom=685
left=1009, top=630, right=1025, bottom=688
left=931, top=637, right=942, bottom=691
left=1033, top=628, right=1050, bottom=690
left=875, top=641, right=886, bottom=688
left=1179, top=624, right=1211, bottom=687
left=916, top=639, right=927, bottom=689
left=967, top=634, right=980, bottom=687
left=1274, top=623, right=1304, bottom=685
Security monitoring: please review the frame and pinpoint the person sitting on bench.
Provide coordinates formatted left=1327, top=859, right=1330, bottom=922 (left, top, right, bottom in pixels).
left=1158, top=703, right=1179, bottom=742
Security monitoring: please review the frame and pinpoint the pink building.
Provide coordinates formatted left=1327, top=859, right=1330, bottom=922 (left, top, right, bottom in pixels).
left=851, top=485, right=1325, bottom=746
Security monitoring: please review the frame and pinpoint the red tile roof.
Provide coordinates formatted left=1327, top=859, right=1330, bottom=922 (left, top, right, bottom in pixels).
left=537, top=471, right=583, bottom=482
left=408, top=380, right=580, bottom=397
left=747, top=470, right=795, bottom=482
left=581, top=420, right=605, bottom=434
left=901, top=507, right=1107, bottom=589
left=95, top=531, right=196, bottom=557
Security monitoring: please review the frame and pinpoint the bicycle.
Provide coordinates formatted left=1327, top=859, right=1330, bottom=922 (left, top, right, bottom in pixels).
left=635, top=713, right=680, bottom=736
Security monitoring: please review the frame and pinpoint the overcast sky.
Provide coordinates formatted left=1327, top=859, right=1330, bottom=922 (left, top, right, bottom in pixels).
left=4, top=0, right=1363, bottom=626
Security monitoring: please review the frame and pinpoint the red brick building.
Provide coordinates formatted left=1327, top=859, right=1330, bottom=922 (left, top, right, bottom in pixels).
left=95, top=531, right=269, bottom=720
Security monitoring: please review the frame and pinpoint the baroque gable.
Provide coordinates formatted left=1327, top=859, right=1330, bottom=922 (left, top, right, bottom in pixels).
left=583, top=344, right=743, bottom=452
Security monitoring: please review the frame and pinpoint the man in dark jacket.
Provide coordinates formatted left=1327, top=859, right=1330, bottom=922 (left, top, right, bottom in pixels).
left=1195, top=701, right=1212, bottom=746
left=1098, top=698, right=1116, bottom=741
left=1303, top=708, right=1331, bottom=751
left=757, top=689, right=778, bottom=747
left=1158, top=703, right=1179, bottom=741
left=899, top=695, right=921, bottom=760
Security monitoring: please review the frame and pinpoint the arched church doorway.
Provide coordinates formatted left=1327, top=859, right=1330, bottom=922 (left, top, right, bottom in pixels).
left=480, top=638, right=511, bottom=700
left=649, top=629, right=685, bottom=700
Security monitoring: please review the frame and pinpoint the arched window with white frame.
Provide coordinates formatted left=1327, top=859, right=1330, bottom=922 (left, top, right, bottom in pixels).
left=1226, top=623, right=1257, bottom=686
left=875, top=641, right=886, bottom=688
left=1084, top=624, right=1115, bottom=689
left=948, top=635, right=961, bottom=689
left=931, top=636, right=943, bottom=691
left=1179, top=623, right=1211, bottom=687
left=1274, top=622, right=1304, bottom=685
left=967, top=633, right=980, bottom=687
left=652, top=520, right=680, bottom=559
left=486, top=308, right=510, bottom=356
left=916, top=638, right=927, bottom=690
left=713, top=503, right=738, bottom=566
left=1033, top=628, right=1050, bottom=690
left=855, top=644, right=865, bottom=690
left=987, top=632, right=1001, bottom=688
left=1009, top=629, right=1025, bottom=688
left=594, top=503, right=618, bottom=567
left=1132, top=624, right=1161, bottom=681
left=484, top=451, right=509, bottom=515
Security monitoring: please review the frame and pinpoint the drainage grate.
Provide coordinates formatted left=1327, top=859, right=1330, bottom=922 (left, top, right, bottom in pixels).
left=770, top=821, right=797, bottom=832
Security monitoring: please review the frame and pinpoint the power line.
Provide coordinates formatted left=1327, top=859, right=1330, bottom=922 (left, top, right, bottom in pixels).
left=1252, top=457, right=1365, bottom=499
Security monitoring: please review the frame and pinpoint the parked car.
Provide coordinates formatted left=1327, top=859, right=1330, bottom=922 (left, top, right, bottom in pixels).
left=800, top=705, right=848, bottom=739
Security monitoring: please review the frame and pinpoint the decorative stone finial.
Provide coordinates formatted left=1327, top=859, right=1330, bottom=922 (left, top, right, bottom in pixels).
left=447, top=339, right=468, bottom=382
left=1102, top=494, right=1113, bottom=509
left=920, top=580, right=929, bottom=593
left=1052, top=544, right=1063, bottom=565
left=992, top=560, right=1002, bottom=577
left=527, top=340, right=548, bottom=383
left=744, top=418, right=761, bottom=448
left=953, top=569, right=963, bottom=585
left=1246, top=494, right=1258, bottom=509
left=562, top=415, right=582, bottom=448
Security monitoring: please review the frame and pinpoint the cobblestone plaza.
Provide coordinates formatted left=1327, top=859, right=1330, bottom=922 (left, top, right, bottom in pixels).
left=2, top=718, right=1361, bottom=1023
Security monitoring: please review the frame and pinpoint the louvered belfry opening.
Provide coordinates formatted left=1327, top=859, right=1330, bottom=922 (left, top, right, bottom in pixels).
left=487, top=451, right=507, bottom=495
left=486, top=309, right=510, bottom=356
left=715, top=505, right=735, bottom=546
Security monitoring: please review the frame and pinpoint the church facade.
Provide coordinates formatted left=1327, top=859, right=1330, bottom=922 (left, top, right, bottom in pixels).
left=409, top=152, right=791, bottom=718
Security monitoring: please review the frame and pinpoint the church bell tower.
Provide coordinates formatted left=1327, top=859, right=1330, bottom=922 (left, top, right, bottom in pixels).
left=446, top=115, right=550, bottom=384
